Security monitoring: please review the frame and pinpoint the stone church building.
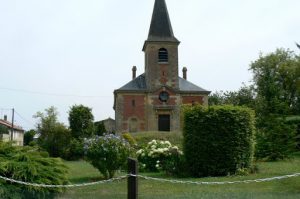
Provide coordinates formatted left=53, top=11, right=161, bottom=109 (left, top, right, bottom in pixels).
left=114, top=0, right=210, bottom=133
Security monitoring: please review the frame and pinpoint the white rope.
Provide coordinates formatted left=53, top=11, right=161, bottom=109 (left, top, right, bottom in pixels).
left=0, top=175, right=128, bottom=188
left=1, top=173, right=300, bottom=188
left=130, top=173, right=300, bottom=185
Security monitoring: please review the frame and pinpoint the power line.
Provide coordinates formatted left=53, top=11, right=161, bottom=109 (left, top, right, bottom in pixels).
left=0, top=86, right=112, bottom=98
left=0, top=107, right=13, bottom=111
left=14, top=110, right=36, bottom=127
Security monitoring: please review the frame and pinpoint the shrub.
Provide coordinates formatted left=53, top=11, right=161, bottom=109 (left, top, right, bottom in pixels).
left=132, top=131, right=183, bottom=149
left=0, top=141, right=69, bottom=199
left=255, top=116, right=297, bottom=160
left=136, top=140, right=183, bottom=174
left=63, top=138, right=84, bottom=160
left=38, top=123, right=71, bottom=158
left=285, top=116, right=300, bottom=151
left=122, top=133, right=137, bottom=147
left=84, top=134, right=131, bottom=179
left=183, top=105, right=255, bottom=177
left=23, top=129, right=36, bottom=146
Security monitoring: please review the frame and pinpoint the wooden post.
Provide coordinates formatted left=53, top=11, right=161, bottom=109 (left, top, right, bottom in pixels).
left=11, top=108, right=14, bottom=141
left=128, top=158, right=138, bottom=199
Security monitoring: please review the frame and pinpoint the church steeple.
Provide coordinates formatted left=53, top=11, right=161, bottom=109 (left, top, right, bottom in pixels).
left=144, top=0, right=179, bottom=46
left=143, top=0, right=180, bottom=91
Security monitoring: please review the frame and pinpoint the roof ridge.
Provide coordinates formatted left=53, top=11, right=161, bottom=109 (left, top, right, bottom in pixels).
left=0, top=119, right=24, bottom=131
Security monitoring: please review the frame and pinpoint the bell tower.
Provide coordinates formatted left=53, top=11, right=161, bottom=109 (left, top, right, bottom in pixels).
left=143, top=0, right=180, bottom=91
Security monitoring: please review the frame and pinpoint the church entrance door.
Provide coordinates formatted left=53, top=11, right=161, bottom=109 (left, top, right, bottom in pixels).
left=158, top=115, right=170, bottom=131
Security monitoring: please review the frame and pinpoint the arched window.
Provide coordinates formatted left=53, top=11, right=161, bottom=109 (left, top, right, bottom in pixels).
left=158, top=48, right=168, bottom=63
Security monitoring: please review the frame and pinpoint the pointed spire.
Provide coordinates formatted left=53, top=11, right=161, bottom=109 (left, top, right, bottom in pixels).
left=146, top=0, right=179, bottom=43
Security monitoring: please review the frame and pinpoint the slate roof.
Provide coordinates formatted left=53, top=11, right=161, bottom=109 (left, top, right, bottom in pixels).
left=146, top=0, right=179, bottom=43
left=179, top=77, right=210, bottom=93
left=116, top=74, right=147, bottom=92
left=115, top=73, right=210, bottom=94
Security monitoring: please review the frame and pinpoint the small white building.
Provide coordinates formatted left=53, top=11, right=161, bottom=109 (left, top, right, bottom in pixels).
left=0, top=116, right=24, bottom=146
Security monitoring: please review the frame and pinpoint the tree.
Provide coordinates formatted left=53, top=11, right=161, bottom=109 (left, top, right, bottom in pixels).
left=34, top=106, right=59, bottom=133
left=0, top=125, right=9, bottom=135
left=209, top=84, right=256, bottom=109
left=250, top=49, right=300, bottom=160
left=208, top=91, right=226, bottom=105
left=34, top=106, right=71, bottom=157
left=68, top=105, right=94, bottom=139
left=94, top=121, right=106, bottom=136
left=23, top=129, right=36, bottom=146
left=250, top=48, right=300, bottom=117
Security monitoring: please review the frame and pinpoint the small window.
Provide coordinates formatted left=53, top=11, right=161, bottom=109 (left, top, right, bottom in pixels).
left=132, top=100, right=135, bottom=107
left=158, top=48, right=168, bottom=63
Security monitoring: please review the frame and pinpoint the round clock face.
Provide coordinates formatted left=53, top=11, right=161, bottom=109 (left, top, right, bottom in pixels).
left=159, top=91, right=169, bottom=102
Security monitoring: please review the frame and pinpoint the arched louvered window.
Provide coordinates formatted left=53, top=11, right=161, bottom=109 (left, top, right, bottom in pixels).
left=158, top=48, right=168, bottom=63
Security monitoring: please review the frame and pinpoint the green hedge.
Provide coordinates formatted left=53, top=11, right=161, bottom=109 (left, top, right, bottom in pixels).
left=286, top=116, right=300, bottom=151
left=255, top=115, right=298, bottom=160
left=183, top=105, right=255, bottom=177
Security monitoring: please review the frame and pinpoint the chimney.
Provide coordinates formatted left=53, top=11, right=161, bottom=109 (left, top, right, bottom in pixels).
left=132, top=66, right=137, bottom=79
left=182, top=67, right=187, bottom=80
left=4, top=115, right=7, bottom=121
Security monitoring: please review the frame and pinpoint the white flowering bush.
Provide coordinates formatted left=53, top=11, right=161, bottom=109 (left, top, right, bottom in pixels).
left=136, top=140, right=183, bottom=173
left=84, top=134, right=131, bottom=179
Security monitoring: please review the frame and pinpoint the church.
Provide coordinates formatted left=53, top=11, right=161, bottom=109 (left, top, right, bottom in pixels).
left=114, top=0, right=210, bottom=133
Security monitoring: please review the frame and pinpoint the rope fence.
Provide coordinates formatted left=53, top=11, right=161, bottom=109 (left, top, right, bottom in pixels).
left=131, top=173, right=300, bottom=185
left=0, top=175, right=128, bottom=188
left=1, top=158, right=300, bottom=199
left=1, top=173, right=300, bottom=188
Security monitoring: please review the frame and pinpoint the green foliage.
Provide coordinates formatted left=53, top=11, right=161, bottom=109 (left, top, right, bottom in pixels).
left=209, top=84, right=256, bottom=109
left=255, top=116, right=297, bottom=160
left=84, top=134, right=131, bottom=179
left=0, top=125, right=9, bottom=135
left=95, top=121, right=106, bottom=135
left=183, top=105, right=256, bottom=177
left=132, top=131, right=183, bottom=149
left=69, top=105, right=94, bottom=139
left=63, top=138, right=84, bottom=160
left=39, top=123, right=71, bottom=158
left=23, top=129, right=36, bottom=146
left=34, top=107, right=71, bottom=157
left=250, top=49, right=300, bottom=116
left=285, top=116, right=300, bottom=151
left=136, top=140, right=183, bottom=174
left=122, top=133, right=137, bottom=147
left=0, top=141, right=69, bottom=199
left=94, top=121, right=106, bottom=136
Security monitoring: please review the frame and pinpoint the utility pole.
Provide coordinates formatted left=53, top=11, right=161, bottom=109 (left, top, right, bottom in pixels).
left=11, top=108, right=14, bottom=141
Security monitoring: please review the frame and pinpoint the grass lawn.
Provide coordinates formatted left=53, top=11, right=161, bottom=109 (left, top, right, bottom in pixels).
left=58, top=156, right=300, bottom=199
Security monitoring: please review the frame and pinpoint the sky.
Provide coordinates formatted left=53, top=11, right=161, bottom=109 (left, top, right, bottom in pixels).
left=0, top=0, right=300, bottom=130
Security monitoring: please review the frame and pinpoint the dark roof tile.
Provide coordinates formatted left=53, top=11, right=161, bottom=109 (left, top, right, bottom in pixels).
left=146, top=0, right=179, bottom=43
left=179, top=77, right=210, bottom=93
left=116, top=73, right=210, bottom=94
left=116, top=74, right=147, bottom=91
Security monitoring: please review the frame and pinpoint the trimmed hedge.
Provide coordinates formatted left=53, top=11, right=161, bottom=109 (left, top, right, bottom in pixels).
left=183, top=105, right=255, bottom=177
